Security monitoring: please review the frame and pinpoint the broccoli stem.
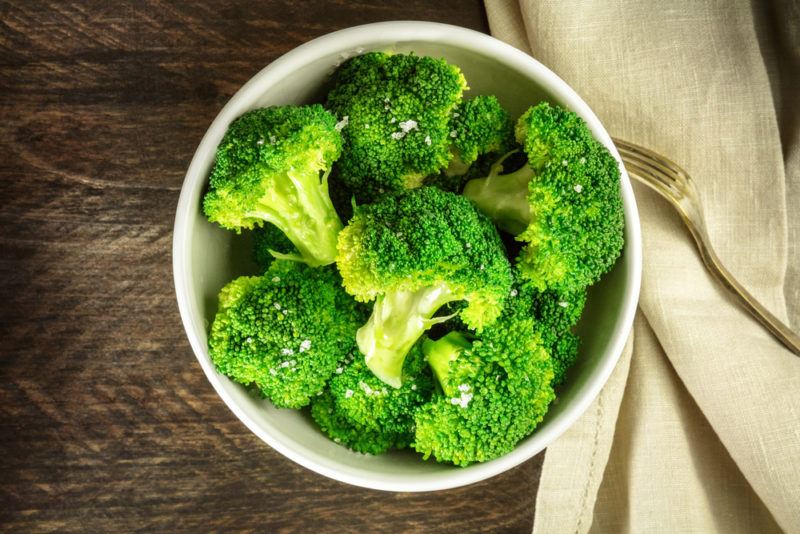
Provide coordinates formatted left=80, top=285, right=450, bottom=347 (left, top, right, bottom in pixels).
left=356, top=284, right=458, bottom=388
left=462, top=153, right=533, bottom=236
left=422, top=332, right=472, bottom=397
left=246, top=168, right=342, bottom=267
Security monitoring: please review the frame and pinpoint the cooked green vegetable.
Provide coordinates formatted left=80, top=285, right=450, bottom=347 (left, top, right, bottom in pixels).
left=252, top=224, right=295, bottom=271
left=326, top=52, right=467, bottom=202
left=434, top=272, right=586, bottom=386
left=204, top=53, right=626, bottom=466
left=336, top=186, right=512, bottom=388
left=310, top=343, right=435, bottom=454
left=526, top=286, right=586, bottom=385
left=208, top=260, right=363, bottom=408
left=413, top=289, right=556, bottom=465
left=463, top=102, right=624, bottom=291
left=203, top=104, right=344, bottom=266
left=427, top=95, right=514, bottom=192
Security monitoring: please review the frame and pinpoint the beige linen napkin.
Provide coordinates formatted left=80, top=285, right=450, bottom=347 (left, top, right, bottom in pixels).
left=485, top=0, right=800, bottom=532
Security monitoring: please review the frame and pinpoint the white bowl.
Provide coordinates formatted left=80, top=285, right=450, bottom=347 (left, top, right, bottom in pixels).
left=173, top=21, right=641, bottom=492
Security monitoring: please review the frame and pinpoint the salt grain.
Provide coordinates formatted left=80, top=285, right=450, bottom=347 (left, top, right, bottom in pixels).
left=334, top=116, right=349, bottom=131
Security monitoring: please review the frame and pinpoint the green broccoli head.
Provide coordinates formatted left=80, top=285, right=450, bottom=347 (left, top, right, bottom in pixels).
left=326, top=52, right=467, bottom=202
left=208, top=260, right=363, bottom=408
left=447, top=95, right=514, bottom=175
left=435, top=272, right=585, bottom=386
left=309, top=390, right=397, bottom=455
left=463, top=102, right=625, bottom=291
left=548, top=331, right=580, bottom=386
left=310, top=343, right=435, bottom=454
left=425, top=95, right=515, bottom=193
left=336, top=187, right=513, bottom=387
left=413, top=297, right=556, bottom=466
left=513, top=276, right=586, bottom=386
left=252, top=224, right=296, bottom=271
left=203, top=105, right=344, bottom=267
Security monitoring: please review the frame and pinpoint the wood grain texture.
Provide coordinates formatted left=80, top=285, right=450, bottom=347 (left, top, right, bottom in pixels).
left=0, top=1, right=543, bottom=531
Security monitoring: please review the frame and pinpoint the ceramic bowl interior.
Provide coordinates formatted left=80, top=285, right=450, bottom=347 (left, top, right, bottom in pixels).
left=173, top=21, right=641, bottom=491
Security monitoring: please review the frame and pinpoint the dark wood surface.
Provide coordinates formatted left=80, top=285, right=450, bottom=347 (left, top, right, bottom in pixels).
left=0, top=2, right=542, bottom=531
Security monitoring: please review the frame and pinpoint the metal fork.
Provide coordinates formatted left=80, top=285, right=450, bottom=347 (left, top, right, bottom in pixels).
left=613, top=138, right=800, bottom=356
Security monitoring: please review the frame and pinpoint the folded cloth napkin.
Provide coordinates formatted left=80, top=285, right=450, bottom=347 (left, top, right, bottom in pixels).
left=485, top=1, right=800, bottom=532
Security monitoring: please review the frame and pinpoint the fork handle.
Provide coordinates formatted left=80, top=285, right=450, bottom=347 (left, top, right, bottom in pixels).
left=615, top=138, right=800, bottom=356
left=694, top=231, right=800, bottom=356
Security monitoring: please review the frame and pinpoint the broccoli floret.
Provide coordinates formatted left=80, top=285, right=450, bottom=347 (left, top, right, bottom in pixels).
left=309, top=390, right=397, bottom=454
left=326, top=52, right=467, bottom=202
left=208, top=260, right=362, bottom=408
left=463, top=102, right=624, bottom=291
left=446, top=95, right=515, bottom=178
left=310, top=343, right=435, bottom=454
left=425, top=95, right=514, bottom=193
left=252, top=224, right=295, bottom=271
left=413, top=296, right=556, bottom=466
left=336, top=186, right=512, bottom=388
left=515, top=279, right=586, bottom=386
left=437, top=274, right=585, bottom=386
left=549, top=331, right=580, bottom=386
left=203, top=105, right=344, bottom=267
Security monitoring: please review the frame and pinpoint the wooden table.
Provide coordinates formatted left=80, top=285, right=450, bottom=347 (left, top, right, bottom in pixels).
left=0, top=2, right=542, bottom=530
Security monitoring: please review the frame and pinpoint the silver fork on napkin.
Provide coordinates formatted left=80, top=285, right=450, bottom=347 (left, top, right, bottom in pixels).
left=613, top=138, right=800, bottom=356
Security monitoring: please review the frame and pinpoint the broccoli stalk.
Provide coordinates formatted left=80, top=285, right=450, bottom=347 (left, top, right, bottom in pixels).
left=203, top=104, right=344, bottom=267
left=462, top=150, right=531, bottom=234
left=239, top=165, right=341, bottom=266
left=422, top=332, right=473, bottom=394
left=336, top=187, right=512, bottom=388
left=463, top=102, right=625, bottom=291
left=355, top=285, right=458, bottom=387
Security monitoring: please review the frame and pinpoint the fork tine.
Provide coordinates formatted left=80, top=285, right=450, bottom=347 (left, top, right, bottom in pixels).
left=613, top=138, right=688, bottom=178
left=619, top=158, right=684, bottom=201
left=614, top=139, right=700, bottom=200
left=615, top=143, right=674, bottom=179
left=614, top=147, right=682, bottom=192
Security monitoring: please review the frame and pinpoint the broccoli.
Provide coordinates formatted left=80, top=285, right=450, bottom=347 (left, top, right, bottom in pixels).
left=549, top=331, right=580, bottom=386
left=436, top=274, right=585, bottom=386
left=326, top=52, right=467, bottom=202
left=516, top=279, right=586, bottom=386
left=336, top=186, right=512, bottom=388
left=437, top=95, right=515, bottom=187
left=252, top=224, right=295, bottom=271
left=463, top=102, right=624, bottom=291
left=309, top=391, right=397, bottom=454
left=310, top=343, right=435, bottom=454
left=413, top=295, right=556, bottom=465
left=208, top=260, right=363, bottom=408
left=203, top=105, right=344, bottom=267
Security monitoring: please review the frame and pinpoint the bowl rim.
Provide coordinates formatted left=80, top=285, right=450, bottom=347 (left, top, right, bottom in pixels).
left=173, top=20, right=642, bottom=492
